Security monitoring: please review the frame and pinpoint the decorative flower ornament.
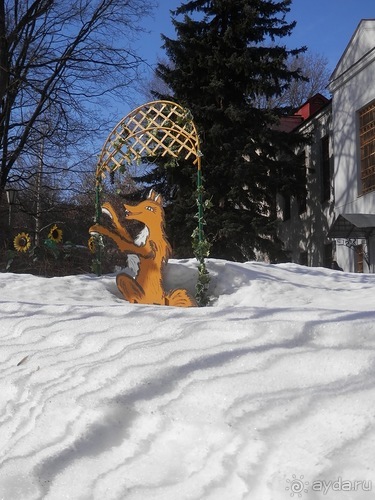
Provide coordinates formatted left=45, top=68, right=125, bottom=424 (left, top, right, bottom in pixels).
left=48, top=224, right=63, bottom=243
left=88, top=236, right=96, bottom=254
left=13, top=232, right=31, bottom=253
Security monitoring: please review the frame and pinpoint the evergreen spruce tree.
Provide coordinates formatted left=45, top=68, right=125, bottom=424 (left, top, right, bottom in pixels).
left=150, top=0, right=307, bottom=261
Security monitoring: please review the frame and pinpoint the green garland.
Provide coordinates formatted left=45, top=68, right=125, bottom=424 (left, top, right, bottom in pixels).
left=192, top=172, right=211, bottom=306
left=92, top=180, right=103, bottom=276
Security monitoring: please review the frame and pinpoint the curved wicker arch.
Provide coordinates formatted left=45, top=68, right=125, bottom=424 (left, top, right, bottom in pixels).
left=95, top=100, right=202, bottom=181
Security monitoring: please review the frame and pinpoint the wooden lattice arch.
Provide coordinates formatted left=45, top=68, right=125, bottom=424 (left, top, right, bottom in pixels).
left=96, top=100, right=202, bottom=181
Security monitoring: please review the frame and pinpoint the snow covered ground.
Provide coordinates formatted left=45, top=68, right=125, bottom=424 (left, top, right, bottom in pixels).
left=0, top=259, right=374, bottom=500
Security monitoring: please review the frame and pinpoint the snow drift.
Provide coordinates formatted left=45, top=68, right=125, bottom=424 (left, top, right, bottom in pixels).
left=0, top=259, right=374, bottom=499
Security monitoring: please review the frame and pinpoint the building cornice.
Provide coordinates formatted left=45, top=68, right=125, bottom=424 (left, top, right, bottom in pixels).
left=329, top=47, right=375, bottom=93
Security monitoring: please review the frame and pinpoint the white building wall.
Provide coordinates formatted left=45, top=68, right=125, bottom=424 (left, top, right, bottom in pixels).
left=331, top=69, right=375, bottom=214
left=329, top=20, right=375, bottom=273
left=277, top=105, right=335, bottom=267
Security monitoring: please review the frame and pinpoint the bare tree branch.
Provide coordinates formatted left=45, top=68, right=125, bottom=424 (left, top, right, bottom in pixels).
left=0, top=0, right=156, bottom=200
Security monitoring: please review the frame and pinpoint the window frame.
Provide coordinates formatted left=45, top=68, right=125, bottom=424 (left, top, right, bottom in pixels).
left=359, top=100, right=375, bottom=195
left=321, top=135, right=331, bottom=202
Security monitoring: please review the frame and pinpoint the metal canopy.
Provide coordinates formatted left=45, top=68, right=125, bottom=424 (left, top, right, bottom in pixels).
left=328, top=213, right=375, bottom=239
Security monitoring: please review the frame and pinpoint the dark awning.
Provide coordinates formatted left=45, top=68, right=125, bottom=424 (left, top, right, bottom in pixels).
left=328, top=213, right=375, bottom=239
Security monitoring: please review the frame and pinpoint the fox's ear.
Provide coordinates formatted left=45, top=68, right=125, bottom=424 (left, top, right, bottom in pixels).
left=148, top=189, right=157, bottom=200
left=148, top=189, right=163, bottom=205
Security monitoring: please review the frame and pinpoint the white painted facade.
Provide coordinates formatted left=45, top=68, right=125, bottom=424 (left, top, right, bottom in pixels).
left=328, top=19, right=375, bottom=273
left=278, top=20, right=375, bottom=273
left=277, top=102, right=335, bottom=267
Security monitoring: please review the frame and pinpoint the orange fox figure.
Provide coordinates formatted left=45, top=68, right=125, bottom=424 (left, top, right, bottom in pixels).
left=89, top=190, right=197, bottom=307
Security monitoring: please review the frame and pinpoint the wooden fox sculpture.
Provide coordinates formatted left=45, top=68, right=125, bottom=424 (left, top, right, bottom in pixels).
left=89, top=190, right=197, bottom=307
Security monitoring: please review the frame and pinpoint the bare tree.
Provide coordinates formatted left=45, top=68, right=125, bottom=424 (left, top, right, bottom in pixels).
left=277, top=51, right=331, bottom=108
left=0, top=0, right=156, bottom=203
left=253, top=50, right=331, bottom=110
left=140, top=57, right=173, bottom=102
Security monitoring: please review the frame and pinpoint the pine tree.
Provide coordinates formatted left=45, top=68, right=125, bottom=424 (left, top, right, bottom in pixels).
left=151, top=0, right=307, bottom=261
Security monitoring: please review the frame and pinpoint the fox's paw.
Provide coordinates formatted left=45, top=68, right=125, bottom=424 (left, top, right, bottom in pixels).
left=89, top=224, right=101, bottom=235
left=165, top=288, right=197, bottom=307
left=101, top=202, right=115, bottom=219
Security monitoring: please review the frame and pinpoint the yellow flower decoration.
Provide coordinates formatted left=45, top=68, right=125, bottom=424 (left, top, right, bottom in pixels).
left=48, top=224, right=63, bottom=243
left=14, top=232, right=31, bottom=253
left=88, top=236, right=96, bottom=254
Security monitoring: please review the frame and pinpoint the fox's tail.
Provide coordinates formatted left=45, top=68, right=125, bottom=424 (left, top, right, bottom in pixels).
left=165, top=289, right=197, bottom=307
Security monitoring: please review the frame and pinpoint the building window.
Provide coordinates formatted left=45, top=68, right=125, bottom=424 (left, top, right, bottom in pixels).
left=323, top=242, right=333, bottom=268
left=356, top=244, right=364, bottom=273
left=282, top=194, right=291, bottom=221
left=321, top=135, right=331, bottom=202
left=359, top=101, right=375, bottom=194
left=299, top=251, right=308, bottom=266
left=297, top=151, right=307, bottom=214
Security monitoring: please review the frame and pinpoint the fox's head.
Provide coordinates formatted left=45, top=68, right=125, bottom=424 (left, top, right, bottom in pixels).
left=123, top=189, right=164, bottom=225
left=124, top=189, right=170, bottom=254
left=95, top=188, right=171, bottom=259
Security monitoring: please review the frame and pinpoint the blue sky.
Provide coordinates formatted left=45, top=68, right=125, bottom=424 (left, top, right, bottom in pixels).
left=286, top=0, right=374, bottom=70
left=138, top=0, right=373, bottom=72
left=121, top=0, right=374, bottom=114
